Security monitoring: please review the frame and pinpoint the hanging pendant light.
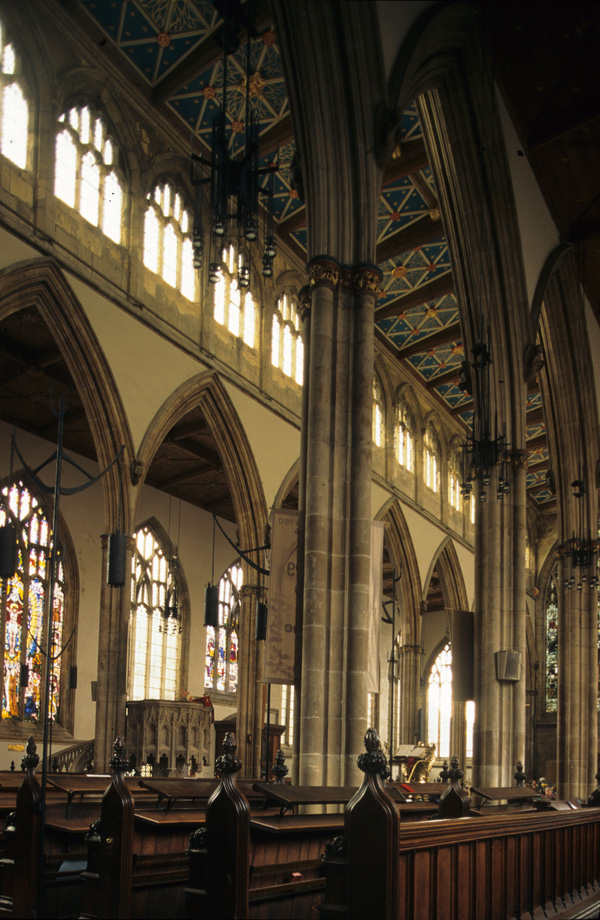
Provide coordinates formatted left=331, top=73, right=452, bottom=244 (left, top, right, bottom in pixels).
left=190, top=0, right=280, bottom=290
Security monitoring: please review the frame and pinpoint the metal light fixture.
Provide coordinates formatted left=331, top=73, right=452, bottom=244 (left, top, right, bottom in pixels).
left=460, top=318, right=510, bottom=502
left=190, top=1, right=278, bottom=286
left=562, top=472, right=599, bottom=590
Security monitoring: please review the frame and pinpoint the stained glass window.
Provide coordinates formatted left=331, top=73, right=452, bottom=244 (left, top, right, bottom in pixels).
left=212, top=244, right=256, bottom=346
left=129, top=525, right=181, bottom=701
left=55, top=105, right=123, bottom=244
left=0, top=21, right=28, bottom=169
left=204, top=560, right=241, bottom=694
left=545, top=571, right=558, bottom=713
left=427, top=643, right=452, bottom=758
left=0, top=482, right=65, bottom=722
left=272, top=293, right=303, bottom=384
left=448, top=447, right=461, bottom=510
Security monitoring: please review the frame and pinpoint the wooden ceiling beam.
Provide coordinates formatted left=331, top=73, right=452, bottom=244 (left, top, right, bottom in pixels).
left=152, top=0, right=272, bottom=104
left=278, top=206, right=307, bottom=237
left=525, top=406, right=545, bottom=425
left=375, top=216, right=445, bottom=265
left=426, top=364, right=464, bottom=389
left=396, top=321, right=462, bottom=360
left=259, top=113, right=294, bottom=158
left=451, top=400, right=472, bottom=418
left=382, top=140, right=429, bottom=186
left=527, top=106, right=600, bottom=153
left=375, top=272, right=455, bottom=320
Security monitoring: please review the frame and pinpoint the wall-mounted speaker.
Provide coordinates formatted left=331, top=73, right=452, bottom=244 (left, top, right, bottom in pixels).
left=495, top=649, right=520, bottom=682
left=204, top=585, right=219, bottom=628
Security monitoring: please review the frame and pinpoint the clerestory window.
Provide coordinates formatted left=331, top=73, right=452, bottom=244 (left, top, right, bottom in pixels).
left=55, top=104, right=123, bottom=244
left=0, top=23, right=28, bottom=169
left=272, top=293, right=303, bottom=385
left=143, top=182, right=196, bottom=301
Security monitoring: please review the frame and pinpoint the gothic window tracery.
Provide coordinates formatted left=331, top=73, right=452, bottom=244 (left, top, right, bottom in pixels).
left=0, top=23, right=28, bottom=169
left=424, top=425, right=440, bottom=493
left=272, top=292, right=303, bottom=384
left=204, top=559, right=241, bottom=694
left=55, top=104, right=123, bottom=244
left=448, top=446, right=461, bottom=510
left=213, top=243, right=256, bottom=346
left=143, top=182, right=196, bottom=301
left=427, top=642, right=452, bottom=759
left=544, top=570, right=558, bottom=713
left=129, top=524, right=182, bottom=701
left=396, top=399, right=414, bottom=472
left=0, top=481, right=67, bottom=724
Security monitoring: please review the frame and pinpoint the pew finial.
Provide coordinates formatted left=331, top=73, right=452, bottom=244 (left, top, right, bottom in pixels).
left=215, top=731, right=242, bottom=776
left=272, top=748, right=289, bottom=783
left=514, top=762, right=527, bottom=787
left=21, top=736, right=39, bottom=772
left=357, top=727, right=388, bottom=776
left=110, top=734, right=128, bottom=772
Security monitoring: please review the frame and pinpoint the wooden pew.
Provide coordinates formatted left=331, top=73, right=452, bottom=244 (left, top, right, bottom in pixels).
left=319, top=728, right=600, bottom=920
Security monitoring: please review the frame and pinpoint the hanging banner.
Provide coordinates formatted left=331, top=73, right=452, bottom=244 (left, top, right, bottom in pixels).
left=263, top=509, right=298, bottom=684
left=368, top=521, right=386, bottom=693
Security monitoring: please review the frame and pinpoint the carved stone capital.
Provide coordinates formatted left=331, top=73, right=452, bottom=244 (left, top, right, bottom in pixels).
left=298, top=284, right=311, bottom=317
left=352, top=265, right=382, bottom=294
left=510, top=450, right=529, bottom=469
left=308, top=257, right=340, bottom=289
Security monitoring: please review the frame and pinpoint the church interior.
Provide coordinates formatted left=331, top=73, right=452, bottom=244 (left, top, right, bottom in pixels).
left=1, top=0, right=600, bottom=915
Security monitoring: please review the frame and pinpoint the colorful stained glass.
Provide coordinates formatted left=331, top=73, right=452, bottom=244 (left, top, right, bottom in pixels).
left=204, top=559, right=243, bottom=693
left=129, top=524, right=182, bottom=701
left=545, top=574, right=558, bottom=712
left=0, top=481, right=65, bottom=723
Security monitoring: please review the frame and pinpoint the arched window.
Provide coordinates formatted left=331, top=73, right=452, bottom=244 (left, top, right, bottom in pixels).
left=129, top=525, right=182, bottom=701
left=272, top=292, right=303, bottom=384
left=427, top=643, right=452, bottom=758
left=204, top=559, right=241, bottom=694
left=372, top=379, right=384, bottom=447
left=0, top=24, right=28, bottom=169
left=544, top=570, right=558, bottom=713
left=281, top=683, right=295, bottom=745
left=0, top=481, right=68, bottom=724
left=396, top=400, right=414, bottom=472
left=448, top=446, right=461, bottom=510
left=143, top=182, right=196, bottom=301
left=55, top=104, right=123, bottom=244
left=424, top=425, right=440, bottom=493
left=213, top=243, right=256, bottom=347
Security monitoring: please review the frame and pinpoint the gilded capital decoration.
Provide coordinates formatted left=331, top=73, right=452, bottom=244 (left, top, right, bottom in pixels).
left=307, top=257, right=340, bottom=289
left=352, top=265, right=382, bottom=294
left=510, top=450, right=529, bottom=469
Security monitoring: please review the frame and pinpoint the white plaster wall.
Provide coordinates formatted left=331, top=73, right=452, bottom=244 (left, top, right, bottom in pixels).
left=67, top=273, right=208, bottom=454
left=0, top=226, right=37, bottom=271
left=497, top=91, right=560, bottom=309
left=223, top=380, right=300, bottom=511
left=376, top=1, right=435, bottom=82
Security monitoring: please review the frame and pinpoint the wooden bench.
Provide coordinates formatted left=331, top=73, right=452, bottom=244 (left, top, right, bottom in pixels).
left=319, top=728, right=600, bottom=920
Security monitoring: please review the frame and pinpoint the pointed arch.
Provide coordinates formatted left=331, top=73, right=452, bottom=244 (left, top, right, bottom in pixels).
left=376, top=498, right=421, bottom=645
left=130, top=515, right=191, bottom=698
left=422, top=536, right=469, bottom=615
left=273, top=459, right=300, bottom=511
left=0, top=258, right=133, bottom=530
left=134, top=370, right=268, bottom=776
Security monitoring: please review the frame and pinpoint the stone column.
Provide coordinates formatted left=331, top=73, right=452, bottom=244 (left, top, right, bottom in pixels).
left=94, top=535, right=131, bottom=772
left=511, top=452, right=528, bottom=773
left=397, top=645, right=422, bottom=746
left=298, top=259, right=379, bottom=787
